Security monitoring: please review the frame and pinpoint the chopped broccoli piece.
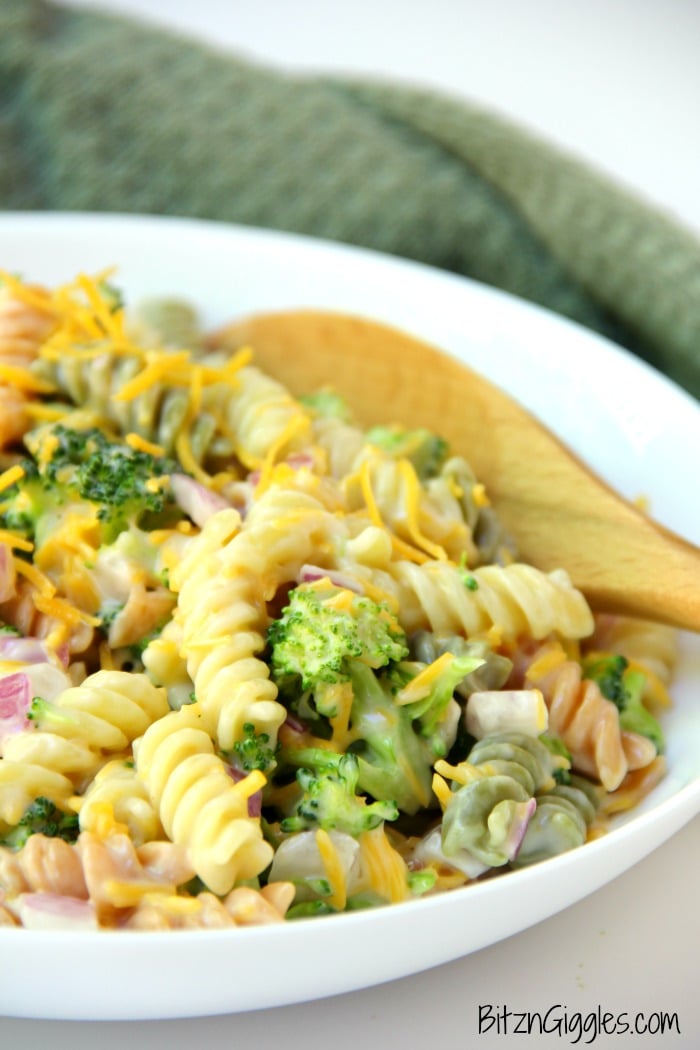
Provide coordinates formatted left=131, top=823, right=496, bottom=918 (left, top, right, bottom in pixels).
left=299, top=389, right=351, bottom=421
left=457, top=551, right=479, bottom=591
left=0, top=796, right=79, bottom=850
left=232, top=722, right=278, bottom=773
left=396, top=651, right=485, bottom=755
left=365, top=424, right=448, bottom=479
left=286, top=900, right=335, bottom=920
left=407, top=868, right=438, bottom=896
left=0, top=423, right=180, bottom=546
left=268, top=583, right=408, bottom=714
left=268, top=583, right=443, bottom=815
left=583, top=654, right=665, bottom=753
left=539, top=734, right=573, bottom=784
left=583, top=653, right=628, bottom=709
left=279, top=748, right=398, bottom=835
left=26, top=696, right=75, bottom=732
left=347, top=662, right=435, bottom=814
left=98, top=600, right=125, bottom=635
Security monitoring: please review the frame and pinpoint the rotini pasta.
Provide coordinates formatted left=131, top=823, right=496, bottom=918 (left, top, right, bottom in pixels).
left=134, top=704, right=271, bottom=894
left=0, top=271, right=676, bottom=930
left=2, top=671, right=169, bottom=788
left=386, top=560, right=595, bottom=640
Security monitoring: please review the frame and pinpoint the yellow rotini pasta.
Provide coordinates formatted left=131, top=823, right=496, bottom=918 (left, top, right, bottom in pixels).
left=2, top=671, right=169, bottom=787
left=385, top=560, right=595, bottom=640
left=134, top=704, right=271, bottom=894
left=77, top=758, right=163, bottom=846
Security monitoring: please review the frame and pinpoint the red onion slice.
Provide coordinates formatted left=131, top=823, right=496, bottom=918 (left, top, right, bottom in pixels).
left=0, top=672, right=31, bottom=743
left=297, top=565, right=363, bottom=594
left=227, top=764, right=264, bottom=818
left=0, top=636, right=54, bottom=665
left=171, top=473, right=231, bottom=527
left=504, top=798, right=537, bottom=862
left=17, top=893, right=98, bottom=931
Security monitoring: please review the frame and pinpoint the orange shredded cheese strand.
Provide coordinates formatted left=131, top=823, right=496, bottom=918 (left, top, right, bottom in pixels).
left=0, top=465, right=25, bottom=493
left=0, top=363, right=56, bottom=394
left=398, top=459, right=448, bottom=561
left=0, top=529, right=33, bottom=553
left=358, top=826, right=409, bottom=904
left=125, top=433, right=166, bottom=457
left=315, top=828, right=347, bottom=911
left=395, top=651, right=456, bottom=705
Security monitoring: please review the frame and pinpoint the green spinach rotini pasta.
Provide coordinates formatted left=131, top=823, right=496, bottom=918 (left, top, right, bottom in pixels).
left=0, top=269, right=674, bottom=930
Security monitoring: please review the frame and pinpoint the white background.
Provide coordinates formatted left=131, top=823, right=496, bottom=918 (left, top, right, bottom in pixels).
left=3, top=2, right=700, bottom=1046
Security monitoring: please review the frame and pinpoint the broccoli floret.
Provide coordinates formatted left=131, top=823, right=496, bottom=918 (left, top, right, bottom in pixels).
left=346, top=661, right=436, bottom=814
left=232, top=722, right=278, bottom=773
left=279, top=748, right=398, bottom=835
left=365, top=424, right=448, bottom=479
left=268, top=584, right=462, bottom=815
left=0, top=796, right=79, bottom=850
left=393, top=651, right=485, bottom=756
left=583, top=654, right=664, bottom=753
left=299, top=389, right=351, bottom=421
left=268, top=583, right=409, bottom=716
left=98, top=600, right=125, bottom=635
left=1, top=423, right=180, bottom=546
left=539, top=734, right=573, bottom=784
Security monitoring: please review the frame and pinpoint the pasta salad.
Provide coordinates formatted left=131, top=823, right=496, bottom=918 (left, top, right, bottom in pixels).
left=0, top=271, right=675, bottom=930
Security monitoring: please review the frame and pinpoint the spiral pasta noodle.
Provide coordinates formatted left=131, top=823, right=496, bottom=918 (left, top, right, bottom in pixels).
left=134, top=704, right=271, bottom=894
left=386, top=560, right=595, bottom=641
left=522, top=643, right=656, bottom=791
left=77, top=759, right=163, bottom=846
left=2, top=671, right=169, bottom=787
left=438, top=732, right=553, bottom=867
left=171, top=489, right=348, bottom=753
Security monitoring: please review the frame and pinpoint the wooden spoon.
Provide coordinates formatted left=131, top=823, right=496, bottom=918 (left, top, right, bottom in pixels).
left=212, top=310, right=700, bottom=633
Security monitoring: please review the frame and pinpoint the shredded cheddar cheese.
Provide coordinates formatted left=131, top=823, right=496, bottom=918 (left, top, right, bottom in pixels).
left=315, top=828, right=348, bottom=911
left=125, top=432, right=166, bottom=457
left=358, top=826, right=409, bottom=904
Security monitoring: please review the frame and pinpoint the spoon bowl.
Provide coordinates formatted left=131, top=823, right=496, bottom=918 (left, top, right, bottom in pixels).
left=212, top=309, right=700, bottom=633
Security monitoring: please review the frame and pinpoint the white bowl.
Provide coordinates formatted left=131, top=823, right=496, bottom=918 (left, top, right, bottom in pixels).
left=1, top=212, right=699, bottom=1021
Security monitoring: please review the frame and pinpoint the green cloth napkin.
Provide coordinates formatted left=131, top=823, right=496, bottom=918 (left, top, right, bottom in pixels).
left=2, top=0, right=699, bottom=397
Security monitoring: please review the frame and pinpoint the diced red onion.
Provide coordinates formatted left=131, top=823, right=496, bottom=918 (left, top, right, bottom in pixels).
left=283, top=712, right=307, bottom=734
left=17, top=893, right=98, bottom=931
left=297, top=564, right=363, bottom=593
left=285, top=453, right=315, bottom=471
left=0, top=672, right=31, bottom=742
left=504, top=798, right=537, bottom=862
left=171, top=473, right=231, bottom=527
left=0, top=636, right=53, bottom=665
left=0, top=543, right=16, bottom=603
left=247, top=789, right=263, bottom=819
left=248, top=453, right=316, bottom=489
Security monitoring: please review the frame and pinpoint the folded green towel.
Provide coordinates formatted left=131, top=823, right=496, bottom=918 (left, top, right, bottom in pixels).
left=2, top=0, right=699, bottom=397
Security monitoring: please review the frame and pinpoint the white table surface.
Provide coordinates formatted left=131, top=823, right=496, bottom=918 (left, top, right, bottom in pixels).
left=3, top=3, right=699, bottom=1045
